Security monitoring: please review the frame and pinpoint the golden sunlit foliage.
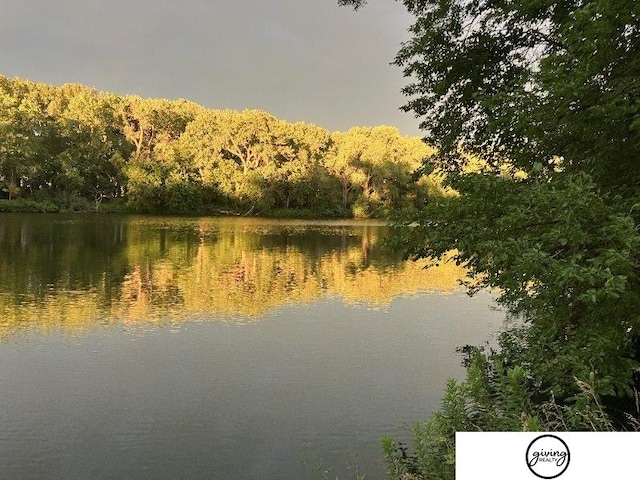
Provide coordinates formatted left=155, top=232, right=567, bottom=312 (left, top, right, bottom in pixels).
left=0, top=75, right=443, bottom=217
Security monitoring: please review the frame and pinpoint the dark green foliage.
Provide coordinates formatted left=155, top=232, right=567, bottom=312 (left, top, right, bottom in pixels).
left=381, top=0, right=640, bottom=416
left=382, top=332, right=624, bottom=479
left=0, top=199, right=59, bottom=213
left=393, top=173, right=640, bottom=406
left=391, top=0, right=640, bottom=189
left=339, top=0, right=640, bottom=477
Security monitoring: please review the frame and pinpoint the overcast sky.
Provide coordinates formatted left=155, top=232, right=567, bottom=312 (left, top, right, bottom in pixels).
left=0, top=0, right=421, bottom=135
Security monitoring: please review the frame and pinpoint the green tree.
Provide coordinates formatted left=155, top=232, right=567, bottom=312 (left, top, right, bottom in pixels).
left=54, top=84, right=131, bottom=206
left=177, top=109, right=243, bottom=208
left=341, top=0, right=640, bottom=187
left=120, top=96, right=195, bottom=164
left=337, top=1, right=640, bottom=475
left=0, top=77, right=134, bottom=208
left=178, top=109, right=337, bottom=214
left=327, top=126, right=435, bottom=216
left=263, top=120, right=335, bottom=212
left=0, top=77, right=49, bottom=200
left=212, top=109, right=280, bottom=176
left=0, top=73, right=444, bottom=217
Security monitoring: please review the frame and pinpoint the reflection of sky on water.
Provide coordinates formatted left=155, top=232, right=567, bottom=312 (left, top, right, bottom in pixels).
left=0, top=290, right=503, bottom=479
left=0, top=215, right=504, bottom=479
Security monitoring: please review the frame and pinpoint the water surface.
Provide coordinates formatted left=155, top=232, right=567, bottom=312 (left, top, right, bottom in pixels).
left=0, top=214, right=503, bottom=479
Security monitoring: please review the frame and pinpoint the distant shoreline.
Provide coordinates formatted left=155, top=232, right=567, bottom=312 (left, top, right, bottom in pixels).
left=0, top=199, right=392, bottom=221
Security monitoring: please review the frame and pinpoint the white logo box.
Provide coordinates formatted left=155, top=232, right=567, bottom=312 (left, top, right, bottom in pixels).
left=456, top=432, right=640, bottom=479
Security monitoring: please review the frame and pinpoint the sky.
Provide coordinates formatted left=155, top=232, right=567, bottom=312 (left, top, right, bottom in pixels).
left=0, top=0, right=422, bottom=136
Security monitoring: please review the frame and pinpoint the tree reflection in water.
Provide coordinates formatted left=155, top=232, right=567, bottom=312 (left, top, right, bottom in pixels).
left=0, top=214, right=468, bottom=335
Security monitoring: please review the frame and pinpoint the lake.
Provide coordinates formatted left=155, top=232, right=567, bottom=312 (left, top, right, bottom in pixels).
left=0, top=214, right=503, bottom=479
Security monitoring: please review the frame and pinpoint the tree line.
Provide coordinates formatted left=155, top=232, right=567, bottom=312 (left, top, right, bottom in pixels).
left=0, top=75, right=441, bottom=217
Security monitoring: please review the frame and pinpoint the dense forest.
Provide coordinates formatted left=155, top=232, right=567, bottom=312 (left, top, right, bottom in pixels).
left=0, top=75, right=442, bottom=217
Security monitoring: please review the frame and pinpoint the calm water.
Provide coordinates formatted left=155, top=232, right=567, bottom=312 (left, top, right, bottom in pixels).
left=0, top=214, right=503, bottom=479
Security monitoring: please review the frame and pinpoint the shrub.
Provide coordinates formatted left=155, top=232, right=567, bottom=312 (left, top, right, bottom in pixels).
left=381, top=330, right=633, bottom=479
left=0, top=199, right=60, bottom=213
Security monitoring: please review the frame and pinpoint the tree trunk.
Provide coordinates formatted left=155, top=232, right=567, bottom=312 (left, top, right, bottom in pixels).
left=8, top=170, right=14, bottom=201
left=341, top=178, right=350, bottom=208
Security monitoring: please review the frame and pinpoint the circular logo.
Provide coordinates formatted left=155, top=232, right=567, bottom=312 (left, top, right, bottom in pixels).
left=525, top=434, right=570, bottom=479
